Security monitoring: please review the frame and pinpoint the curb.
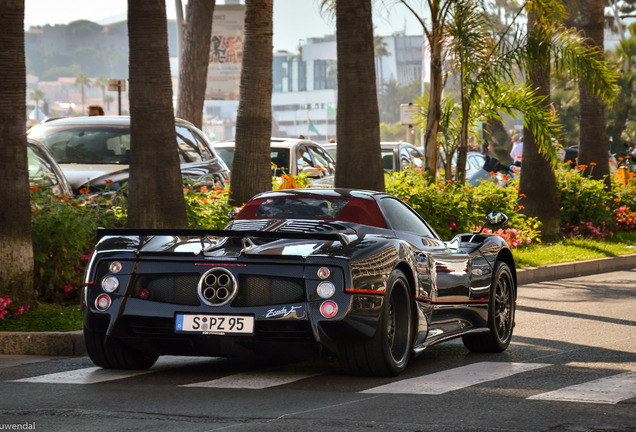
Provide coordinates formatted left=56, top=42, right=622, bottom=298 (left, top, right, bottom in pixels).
left=0, top=330, right=85, bottom=356
left=1, top=254, right=635, bottom=358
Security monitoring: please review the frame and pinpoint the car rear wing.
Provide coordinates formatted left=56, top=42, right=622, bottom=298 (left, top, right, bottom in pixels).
left=96, top=228, right=352, bottom=247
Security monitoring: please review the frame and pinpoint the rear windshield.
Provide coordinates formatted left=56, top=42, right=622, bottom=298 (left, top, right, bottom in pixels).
left=255, top=197, right=349, bottom=219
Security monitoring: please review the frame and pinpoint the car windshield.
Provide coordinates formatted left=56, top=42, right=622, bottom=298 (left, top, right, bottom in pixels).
left=255, top=197, right=349, bottom=219
left=29, top=125, right=131, bottom=164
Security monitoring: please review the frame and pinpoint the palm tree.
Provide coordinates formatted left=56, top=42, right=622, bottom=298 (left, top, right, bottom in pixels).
left=176, top=0, right=216, bottom=129
left=334, top=0, right=384, bottom=191
left=127, top=0, right=189, bottom=229
left=30, top=87, right=46, bottom=120
left=399, top=0, right=453, bottom=182
left=74, top=72, right=91, bottom=116
left=93, top=75, right=109, bottom=111
left=0, top=0, right=35, bottom=305
left=578, top=0, right=608, bottom=181
left=229, top=0, right=274, bottom=206
left=374, top=34, right=390, bottom=94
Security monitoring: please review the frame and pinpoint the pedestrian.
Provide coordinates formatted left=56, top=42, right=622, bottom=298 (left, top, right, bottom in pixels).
left=87, top=104, right=104, bottom=116
left=510, top=133, right=523, bottom=165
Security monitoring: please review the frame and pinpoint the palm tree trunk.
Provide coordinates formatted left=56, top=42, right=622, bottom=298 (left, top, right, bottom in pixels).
left=335, top=0, right=384, bottom=191
left=176, top=0, right=216, bottom=129
left=520, top=7, right=561, bottom=241
left=424, top=35, right=443, bottom=182
left=229, top=0, right=273, bottom=206
left=0, top=0, right=35, bottom=305
left=127, top=0, right=189, bottom=228
left=578, top=0, right=608, bottom=182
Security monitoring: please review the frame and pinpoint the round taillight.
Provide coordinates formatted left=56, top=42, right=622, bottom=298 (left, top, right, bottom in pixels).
left=320, top=301, right=338, bottom=318
left=109, top=261, right=122, bottom=273
left=95, top=294, right=111, bottom=311
left=317, top=267, right=330, bottom=279
left=317, top=281, right=335, bottom=299
left=101, top=275, right=119, bottom=293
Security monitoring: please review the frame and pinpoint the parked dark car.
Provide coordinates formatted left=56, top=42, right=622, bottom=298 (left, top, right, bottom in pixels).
left=27, top=138, right=73, bottom=196
left=27, top=116, right=230, bottom=194
left=83, top=188, right=517, bottom=377
left=213, top=138, right=335, bottom=187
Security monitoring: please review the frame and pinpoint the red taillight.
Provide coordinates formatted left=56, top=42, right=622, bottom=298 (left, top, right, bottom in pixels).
left=320, top=301, right=338, bottom=318
left=95, top=294, right=111, bottom=311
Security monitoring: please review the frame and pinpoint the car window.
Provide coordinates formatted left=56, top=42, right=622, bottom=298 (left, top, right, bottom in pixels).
left=296, top=145, right=314, bottom=173
left=381, top=149, right=395, bottom=171
left=380, top=197, right=436, bottom=238
left=176, top=126, right=204, bottom=163
left=27, top=145, right=58, bottom=187
left=307, top=145, right=335, bottom=175
left=215, top=147, right=235, bottom=169
left=28, top=125, right=131, bottom=164
left=256, top=197, right=349, bottom=219
left=271, top=147, right=290, bottom=176
left=189, top=128, right=214, bottom=160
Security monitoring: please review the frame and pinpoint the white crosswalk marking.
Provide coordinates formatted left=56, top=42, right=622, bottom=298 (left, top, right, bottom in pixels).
left=182, top=366, right=322, bottom=389
left=362, top=362, right=551, bottom=395
left=9, top=367, right=153, bottom=384
left=528, top=371, right=636, bottom=404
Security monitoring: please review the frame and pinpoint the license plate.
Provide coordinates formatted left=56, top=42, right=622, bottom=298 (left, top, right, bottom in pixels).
left=175, top=314, right=254, bottom=335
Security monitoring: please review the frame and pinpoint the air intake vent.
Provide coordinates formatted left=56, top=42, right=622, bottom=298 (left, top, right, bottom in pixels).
left=132, top=274, right=200, bottom=306
left=232, top=275, right=305, bottom=307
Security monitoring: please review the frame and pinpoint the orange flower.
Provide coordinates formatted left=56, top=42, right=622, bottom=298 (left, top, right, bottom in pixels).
left=214, top=186, right=222, bottom=190
left=31, top=211, right=37, bottom=216
left=517, top=205, right=525, bottom=210
left=519, top=193, right=527, bottom=198
left=104, top=179, right=114, bottom=185
left=200, top=186, right=209, bottom=193
left=29, top=186, right=38, bottom=192
left=561, top=187, right=567, bottom=191
left=402, top=198, right=409, bottom=202
left=590, top=162, right=596, bottom=166
left=79, top=188, right=90, bottom=194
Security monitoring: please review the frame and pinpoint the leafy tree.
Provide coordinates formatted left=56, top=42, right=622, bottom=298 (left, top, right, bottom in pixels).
left=0, top=0, right=35, bottom=305
left=176, top=0, right=216, bottom=129
left=127, top=0, right=188, bottom=229
left=230, top=0, right=274, bottom=206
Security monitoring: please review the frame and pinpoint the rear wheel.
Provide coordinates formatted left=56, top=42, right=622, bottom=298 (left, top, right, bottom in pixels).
left=84, top=326, right=158, bottom=370
left=338, top=269, right=413, bottom=377
left=463, top=261, right=515, bottom=352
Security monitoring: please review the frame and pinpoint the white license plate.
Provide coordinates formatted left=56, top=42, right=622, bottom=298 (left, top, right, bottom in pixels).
left=175, top=314, right=254, bottom=335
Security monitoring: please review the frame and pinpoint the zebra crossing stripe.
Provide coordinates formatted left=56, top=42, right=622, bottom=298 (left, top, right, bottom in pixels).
left=528, top=371, right=636, bottom=404
left=182, top=366, right=322, bottom=389
left=9, top=367, right=154, bottom=384
left=361, top=362, right=551, bottom=395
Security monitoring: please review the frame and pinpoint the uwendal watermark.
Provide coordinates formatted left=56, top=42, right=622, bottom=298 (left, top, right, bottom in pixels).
left=0, top=423, right=36, bottom=430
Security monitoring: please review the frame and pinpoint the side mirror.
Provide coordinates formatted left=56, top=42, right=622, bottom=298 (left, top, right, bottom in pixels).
left=476, top=211, right=508, bottom=234
left=485, top=211, right=508, bottom=227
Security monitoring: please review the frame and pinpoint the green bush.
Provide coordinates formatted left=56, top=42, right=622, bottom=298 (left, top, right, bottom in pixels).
left=385, top=169, right=541, bottom=245
left=184, top=185, right=234, bottom=229
left=555, top=165, right=613, bottom=228
left=30, top=187, right=126, bottom=303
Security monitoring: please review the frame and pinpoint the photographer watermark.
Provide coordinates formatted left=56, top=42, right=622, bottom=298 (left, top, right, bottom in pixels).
left=0, top=423, right=36, bottom=430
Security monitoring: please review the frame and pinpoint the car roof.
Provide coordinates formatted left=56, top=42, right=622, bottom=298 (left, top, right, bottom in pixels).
left=35, top=115, right=197, bottom=128
left=212, top=137, right=321, bottom=149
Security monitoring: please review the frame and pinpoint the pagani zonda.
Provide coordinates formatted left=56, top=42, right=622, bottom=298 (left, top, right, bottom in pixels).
left=83, top=188, right=517, bottom=376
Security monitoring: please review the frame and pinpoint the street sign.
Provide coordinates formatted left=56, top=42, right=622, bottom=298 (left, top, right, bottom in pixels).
left=108, top=79, right=126, bottom=92
left=400, top=103, right=417, bottom=125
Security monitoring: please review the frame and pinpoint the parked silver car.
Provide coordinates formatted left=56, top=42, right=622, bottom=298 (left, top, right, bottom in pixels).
left=27, top=138, right=73, bottom=196
left=28, top=116, right=230, bottom=194
left=213, top=137, right=336, bottom=186
left=321, top=141, right=424, bottom=173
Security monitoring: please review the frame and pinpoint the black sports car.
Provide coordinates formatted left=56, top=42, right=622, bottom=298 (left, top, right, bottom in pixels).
left=82, top=188, right=517, bottom=376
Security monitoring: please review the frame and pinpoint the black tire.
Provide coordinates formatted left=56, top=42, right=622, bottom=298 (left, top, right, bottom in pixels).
left=84, top=326, right=158, bottom=370
left=463, top=261, right=515, bottom=353
left=338, top=269, right=414, bottom=377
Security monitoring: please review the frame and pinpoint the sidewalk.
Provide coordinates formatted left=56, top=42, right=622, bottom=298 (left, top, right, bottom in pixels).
left=1, top=254, right=635, bottom=357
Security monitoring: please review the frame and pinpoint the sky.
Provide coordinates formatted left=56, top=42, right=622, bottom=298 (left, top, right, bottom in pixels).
left=24, top=0, right=424, bottom=53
